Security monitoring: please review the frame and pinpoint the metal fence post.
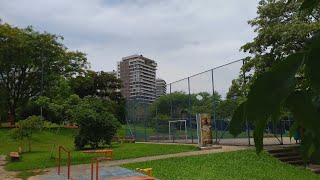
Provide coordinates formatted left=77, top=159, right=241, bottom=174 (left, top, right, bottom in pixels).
left=280, top=120, right=283, bottom=145
left=143, top=97, right=147, bottom=142
left=288, top=112, right=291, bottom=129
left=211, top=69, right=218, bottom=144
left=187, top=77, right=193, bottom=143
left=169, top=84, right=173, bottom=142
left=169, top=84, right=173, bottom=119
left=155, top=105, right=159, bottom=142
left=242, top=59, right=251, bottom=146
left=125, top=98, right=130, bottom=138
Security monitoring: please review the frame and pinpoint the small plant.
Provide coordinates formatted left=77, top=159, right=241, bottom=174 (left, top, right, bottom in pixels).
left=10, top=116, right=44, bottom=152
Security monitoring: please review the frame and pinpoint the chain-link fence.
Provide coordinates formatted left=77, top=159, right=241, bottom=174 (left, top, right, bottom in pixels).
left=122, top=59, right=296, bottom=146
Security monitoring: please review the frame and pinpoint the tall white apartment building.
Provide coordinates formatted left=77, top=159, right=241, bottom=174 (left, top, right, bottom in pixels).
left=117, top=55, right=157, bottom=103
left=156, top=78, right=166, bottom=99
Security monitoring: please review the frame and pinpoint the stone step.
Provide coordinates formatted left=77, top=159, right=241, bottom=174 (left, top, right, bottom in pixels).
left=286, top=159, right=304, bottom=165
left=278, top=156, right=303, bottom=162
left=310, top=169, right=320, bottom=174
left=271, top=151, right=300, bottom=158
left=307, top=164, right=320, bottom=174
left=266, top=147, right=299, bottom=154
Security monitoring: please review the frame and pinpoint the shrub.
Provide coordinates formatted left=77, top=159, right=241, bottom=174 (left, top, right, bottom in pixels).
left=9, top=116, right=44, bottom=152
left=74, top=97, right=120, bottom=149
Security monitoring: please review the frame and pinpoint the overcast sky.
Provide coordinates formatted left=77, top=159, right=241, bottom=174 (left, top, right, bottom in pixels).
left=0, top=0, right=259, bottom=96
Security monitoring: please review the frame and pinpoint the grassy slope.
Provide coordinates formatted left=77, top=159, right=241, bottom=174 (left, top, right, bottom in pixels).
left=123, top=149, right=320, bottom=180
left=0, top=128, right=198, bottom=171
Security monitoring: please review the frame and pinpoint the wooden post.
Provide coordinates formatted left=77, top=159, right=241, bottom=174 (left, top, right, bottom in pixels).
left=96, top=159, right=99, bottom=180
left=91, top=159, right=94, bottom=180
left=58, top=147, right=61, bottom=175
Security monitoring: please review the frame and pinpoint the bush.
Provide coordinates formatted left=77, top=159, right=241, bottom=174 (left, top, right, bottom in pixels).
left=9, top=116, right=44, bottom=152
left=74, top=97, right=121, bottom=149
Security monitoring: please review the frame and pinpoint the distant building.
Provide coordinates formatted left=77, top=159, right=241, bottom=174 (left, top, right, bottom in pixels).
left=116, top=62, right=120, bottom=79
left=117, top=54, right=157, bottom=103
left=106, top=70, right=117, bottom=77
left=156, top=78, right=166, bottom=99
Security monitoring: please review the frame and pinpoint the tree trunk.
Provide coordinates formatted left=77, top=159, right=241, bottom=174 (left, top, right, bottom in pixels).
left=28, top=138, right=31, bottom=152
left=8, top=104, right=16, bottom=125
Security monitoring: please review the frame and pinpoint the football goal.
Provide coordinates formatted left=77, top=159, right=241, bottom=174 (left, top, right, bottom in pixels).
left=169, top=120, right=188, bottom=141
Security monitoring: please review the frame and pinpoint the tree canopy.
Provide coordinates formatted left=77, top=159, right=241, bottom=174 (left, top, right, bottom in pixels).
left=242, top=0, right=320, bottom=76
left=74, top=97, right=121, bottom=149
left=0, top=21, right=88, bottom=123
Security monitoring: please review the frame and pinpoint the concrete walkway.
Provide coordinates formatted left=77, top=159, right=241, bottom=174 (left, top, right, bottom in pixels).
left=29, top=145, right=248, bottom=180
left=0, top=155, right=21, bottom=180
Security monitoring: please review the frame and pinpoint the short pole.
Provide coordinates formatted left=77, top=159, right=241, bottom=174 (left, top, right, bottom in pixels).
left=185, top=121, right=187, bottom=142
left=187, top=77, right=193, bottom=143
left=280, top=121, right=283, bottom=145
left=67, top=152, right=70, bottom=179
left=96, top=159, right=99, bottom=180
left=91, top=159, right=94, bottom=180
left=211, top=69, right=218, bottom=144
left=58, top=147, right=60, bottom=175
left=247, top=122, right=251, bottom=145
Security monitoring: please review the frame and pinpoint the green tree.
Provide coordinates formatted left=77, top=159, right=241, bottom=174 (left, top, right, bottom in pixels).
left=94, top=71, right=123, bottom=101
left=70, top=71, right=123, bottom=101
left=0, top=84, right=7, bottom=125
left=230, top=0, right=320, bottom=162
left=216, top=99, right=239, bottom=120
left=70, top=70, right=125, bottom=123
left=74, top=97, right=121, bottom=149
left=226, top=73, right=249, bottom=101
left=241, top=0, right=320, bottom=78
left=0, top=21, right=88, bottom=124
left=70, top=70, right=96, bottom=98
left=9, top=116, right=44, bottom=152
left=35, top=77, right=79, bottom=125
left=229, top=0, right=320, bottom=99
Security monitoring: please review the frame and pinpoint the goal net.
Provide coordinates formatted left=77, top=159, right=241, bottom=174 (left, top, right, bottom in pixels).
left=169, top=120, right=188, bottom=141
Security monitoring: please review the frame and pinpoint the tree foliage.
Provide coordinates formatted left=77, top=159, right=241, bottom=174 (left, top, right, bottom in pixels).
left=9, top=116, right=44, bottom=152
left=241, top=0, right=320, bottom=77
left=70, top=70, right=126, bottom=123
left=70, top=71, right=123, bottom=101
left=230, top=0, right=320, bottom=161
left=73, top=97, right=121, bottom=149
left=0, top=21, right=88, bottom=123
left=34, top=77, right=80, bottom=124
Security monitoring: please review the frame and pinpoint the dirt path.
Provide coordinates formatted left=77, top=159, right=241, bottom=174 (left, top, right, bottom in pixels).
left=0, top=155, right=21, bottom=180
left=30, top=145, right=248, bottom=179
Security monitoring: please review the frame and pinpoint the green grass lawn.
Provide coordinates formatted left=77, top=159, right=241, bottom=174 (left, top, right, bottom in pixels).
left=0, top=128, right=198, bottom=172
left=123, top=149, right=320, bottom=180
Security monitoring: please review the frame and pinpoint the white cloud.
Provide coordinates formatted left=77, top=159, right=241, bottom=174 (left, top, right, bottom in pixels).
left=0, top=0, right=258, bottom=96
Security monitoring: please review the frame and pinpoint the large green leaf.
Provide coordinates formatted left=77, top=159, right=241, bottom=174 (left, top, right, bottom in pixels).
left=286, top=91, right=320, bottom=134
left=229, top=101, right=247, bottom=137
left=305, top=33, right=320, bottom=92
left=243, top=53, right=304, bottom=152
left=245, top=53, right=304, bottom=123
left=299, top=0, right=320, bottom=11
left=286, top=90, right=320, bottom=161
left=300, top=130, right=320, bottom=162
